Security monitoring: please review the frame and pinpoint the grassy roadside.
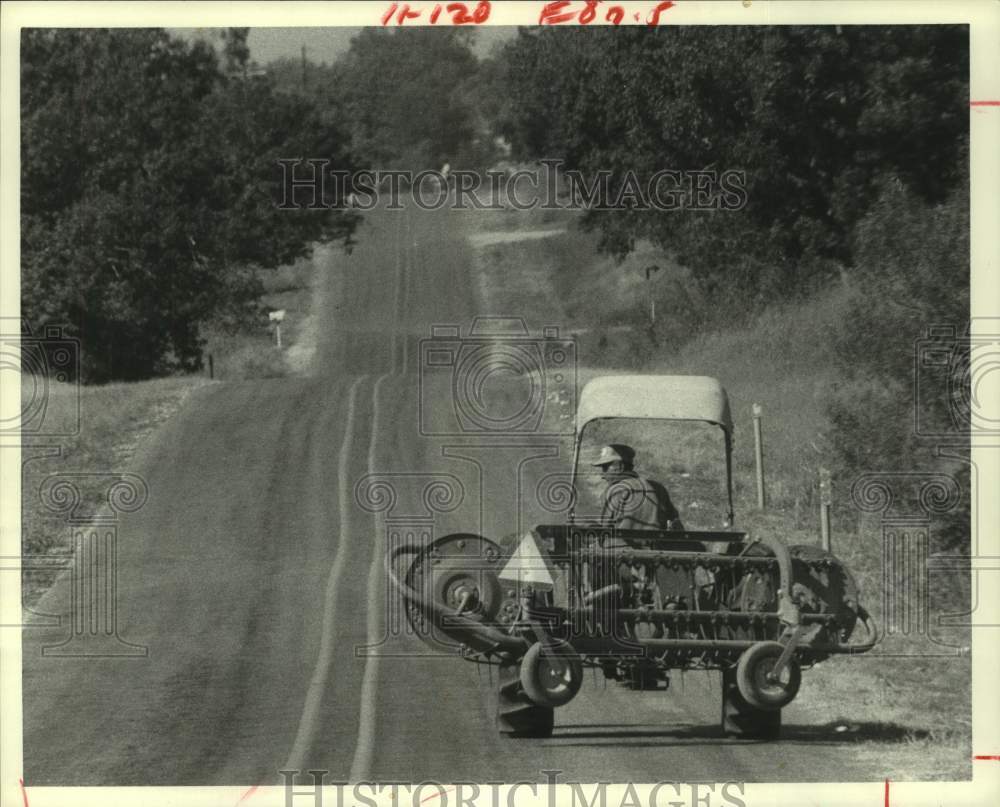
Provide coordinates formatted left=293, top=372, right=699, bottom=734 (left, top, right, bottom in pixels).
left=21, top=376, right=208, bottom=603
left=21, top=245, right=331, bottom=604
left=463, top=205, right=972, bottom=779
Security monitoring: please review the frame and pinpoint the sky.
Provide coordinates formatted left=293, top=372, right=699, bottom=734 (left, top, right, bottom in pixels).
left=176, top=26, right=518, bottom=65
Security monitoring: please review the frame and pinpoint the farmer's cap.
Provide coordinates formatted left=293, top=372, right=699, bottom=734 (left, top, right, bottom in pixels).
left=592, top=444, right=636, bottom=467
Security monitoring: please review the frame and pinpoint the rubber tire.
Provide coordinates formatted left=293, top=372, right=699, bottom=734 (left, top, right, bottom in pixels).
left=496, top=661, right=554, bottom=738
left=519, top=641, right=584, bottom=708
left=735, top=641, right=802, bottom=711
left=721, top=666, right=781, bottom=740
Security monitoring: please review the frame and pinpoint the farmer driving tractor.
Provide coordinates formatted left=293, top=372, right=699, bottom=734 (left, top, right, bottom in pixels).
left=592, top=443, right=684, bottom=532
left=389, top=375, right=878, bottom=739
left=592, top=443, right=689, bottom=689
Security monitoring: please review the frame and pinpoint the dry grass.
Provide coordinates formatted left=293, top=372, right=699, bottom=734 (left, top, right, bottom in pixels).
left=790, top=652, right=971, bottom=780
left=21, top=376, right=208, bottom=601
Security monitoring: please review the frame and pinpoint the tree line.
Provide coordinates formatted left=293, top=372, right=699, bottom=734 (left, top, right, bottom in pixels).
left=21, top=27, right=487, bottom=382
left=488, top=26, right=967, bottom=306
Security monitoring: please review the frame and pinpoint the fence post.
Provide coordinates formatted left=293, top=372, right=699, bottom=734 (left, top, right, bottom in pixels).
left=208, top=353, right=214, bottom=380
left=752, top=403, right=766, bottom=509
left=819, top=467, right=832, bottom=551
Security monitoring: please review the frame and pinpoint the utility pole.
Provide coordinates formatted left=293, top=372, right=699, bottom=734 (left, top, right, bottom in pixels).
left=301, top=45, right=307, bottom=92
left=644, top=264, right=661, bottom=326
left=269, top=309, right=286, bottom=349
left=819, top=467, right=832, bottom=551
left=752, top=404, right=766, bottom=509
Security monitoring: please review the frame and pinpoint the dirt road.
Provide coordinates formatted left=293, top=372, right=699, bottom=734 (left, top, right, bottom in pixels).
left=23, top=205, right=887, bottom=785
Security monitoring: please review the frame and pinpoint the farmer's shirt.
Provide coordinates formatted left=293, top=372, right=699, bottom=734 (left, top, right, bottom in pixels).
left=600, top=472, right=680, bottom=530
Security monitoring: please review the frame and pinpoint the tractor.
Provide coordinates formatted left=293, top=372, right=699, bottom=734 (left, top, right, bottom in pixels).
left=387, top=375, right=877, bottom=739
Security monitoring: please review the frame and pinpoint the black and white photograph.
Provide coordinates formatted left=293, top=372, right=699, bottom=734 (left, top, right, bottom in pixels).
left=2, top=1, right=998, bottom=804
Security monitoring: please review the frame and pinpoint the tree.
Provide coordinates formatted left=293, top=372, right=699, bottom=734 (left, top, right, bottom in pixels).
left=329, top=27, right=482, bottom=168
left=21, top=28, right=356, bottom=381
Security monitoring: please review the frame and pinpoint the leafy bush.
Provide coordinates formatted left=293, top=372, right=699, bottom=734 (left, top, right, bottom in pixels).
left=825, top=165, right=970, bottom=551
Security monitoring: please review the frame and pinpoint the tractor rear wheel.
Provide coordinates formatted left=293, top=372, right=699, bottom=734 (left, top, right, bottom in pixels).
left=721, top=666, right=781, bottom=740
left=496, top=661, right=554, bottom=738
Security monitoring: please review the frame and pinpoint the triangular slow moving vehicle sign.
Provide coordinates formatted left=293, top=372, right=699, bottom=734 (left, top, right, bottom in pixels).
left=499, top=532, right=555, bottom=590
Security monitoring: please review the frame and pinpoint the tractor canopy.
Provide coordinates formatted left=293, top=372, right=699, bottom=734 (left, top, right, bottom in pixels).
left=571, top=375, right=736, bottom=528
left=575, top=375, right=733, bottom=432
